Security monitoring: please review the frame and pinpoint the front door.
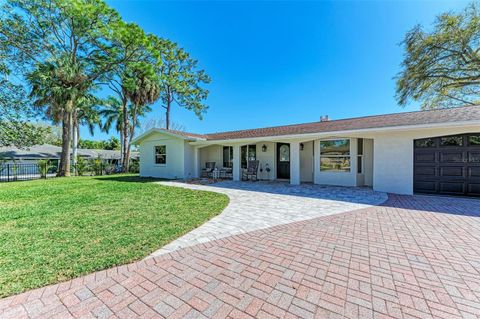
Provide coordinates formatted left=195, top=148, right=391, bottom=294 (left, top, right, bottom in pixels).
left=277, top=143, right=290, bottom=179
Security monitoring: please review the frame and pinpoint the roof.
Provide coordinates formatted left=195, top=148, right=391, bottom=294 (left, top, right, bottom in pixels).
left=0, top=144, right=63, bottom=159
left=132, top=106, right=480, bottom=143
left=0, top=144, right=136, bottom=160
left=131, top=128, right=207, bottom=144
left=164, top=129, right=206, bottom=139
left=202, top=105, right=480, bottom=141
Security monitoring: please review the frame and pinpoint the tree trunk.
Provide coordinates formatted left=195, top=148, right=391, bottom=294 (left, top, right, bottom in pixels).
left=58, top=110, right=72, bottom=177
left=121, top=98, right=129, bottom=173
left=166, top=98, right=171, bottom=130
left=72, top=110, right=78, bottom=176
left=125, top=108, right=138, bottom=174
left=119, top=130, right=124, bottom=168
left=125, top=139, right=131, bottom=173
left=77, top=124, right=80, bottom=150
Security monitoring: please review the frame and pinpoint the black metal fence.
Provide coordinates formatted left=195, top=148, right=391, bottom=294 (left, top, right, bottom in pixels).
left=0, top=160, right=139, bottom=183
left=0, top=163, right=57, bottom=182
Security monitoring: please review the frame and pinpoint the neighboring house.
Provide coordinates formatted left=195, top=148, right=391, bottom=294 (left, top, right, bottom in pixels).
left=0, top=144, right=139, bottom=164
left=132, top=106, right=480, bottom=197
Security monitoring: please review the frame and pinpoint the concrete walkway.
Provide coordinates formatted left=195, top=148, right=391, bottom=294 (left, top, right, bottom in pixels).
left=2, top=194, right=480, bottom=319
left=151, top=181, right=388, bottom=256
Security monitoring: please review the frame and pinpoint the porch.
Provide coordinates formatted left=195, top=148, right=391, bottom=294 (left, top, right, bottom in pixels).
left=193, top=138, right=374, bottom=187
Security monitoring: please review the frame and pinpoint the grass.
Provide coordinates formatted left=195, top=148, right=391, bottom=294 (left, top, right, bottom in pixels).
left=0, top=175, right=229, bottom=298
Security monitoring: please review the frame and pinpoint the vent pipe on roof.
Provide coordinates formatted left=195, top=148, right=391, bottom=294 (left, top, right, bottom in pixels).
left=320, top=115, right=329, bottom=122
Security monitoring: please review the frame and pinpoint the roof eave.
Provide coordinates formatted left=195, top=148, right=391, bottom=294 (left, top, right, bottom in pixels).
left=189, top=120, right=480, bottom=145
left=131, top=128, right=206, bottom=144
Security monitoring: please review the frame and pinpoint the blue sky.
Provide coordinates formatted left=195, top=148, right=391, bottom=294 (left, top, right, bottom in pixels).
left=82, top=0, right=468, bottom=140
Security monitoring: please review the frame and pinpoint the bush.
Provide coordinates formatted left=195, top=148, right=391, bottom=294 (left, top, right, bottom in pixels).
left=129, top=160, right=139, bottom=173
left=104, top=163, right=116, bottom=175
left=75, top=157, right=89, bottom=176
left=92, top=158, right=103, bottom=176
left=36, top=159, right=51, bottom=178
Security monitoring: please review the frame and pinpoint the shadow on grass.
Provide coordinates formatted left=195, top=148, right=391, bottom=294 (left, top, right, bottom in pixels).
left=93, top=175, right=169, bottom=183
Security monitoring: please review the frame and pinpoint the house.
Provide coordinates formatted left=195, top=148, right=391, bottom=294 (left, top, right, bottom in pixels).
left=132, top=106, right=480, bottom=197
left=0, top=144, right=139, bottom=164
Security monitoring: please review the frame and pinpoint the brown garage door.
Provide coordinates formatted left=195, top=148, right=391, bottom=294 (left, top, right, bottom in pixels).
left=414, top=133, right=480, bottom=197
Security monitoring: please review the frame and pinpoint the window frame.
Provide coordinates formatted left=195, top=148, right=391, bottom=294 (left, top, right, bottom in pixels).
left=223, top=146, right=233, bottom=168
left=319, top=139, right=351, bottom=173
left=414, top=138, right=436, bottom=148
left=440, top=135, right=464, bottom=147
left=279, top=144, right=290, bottom=162
left=468, top=134, right=480, bottom=146
left=357, top=138, right=363, bottom=174
left=154, top=145, right=167, bottom=165
left=241, top=144, right=257, bottom=169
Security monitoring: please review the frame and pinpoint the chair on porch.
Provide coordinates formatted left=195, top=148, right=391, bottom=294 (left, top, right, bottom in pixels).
left=242, top=160, right=260, bottom=181
left=201, top=162, right=216, bottom=178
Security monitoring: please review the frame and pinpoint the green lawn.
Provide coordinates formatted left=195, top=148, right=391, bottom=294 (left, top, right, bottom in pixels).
left=0, top=175, right=228, bottom=298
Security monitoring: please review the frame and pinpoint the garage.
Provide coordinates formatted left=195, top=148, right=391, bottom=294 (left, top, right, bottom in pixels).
left=414, top=133, right=480, bottom=197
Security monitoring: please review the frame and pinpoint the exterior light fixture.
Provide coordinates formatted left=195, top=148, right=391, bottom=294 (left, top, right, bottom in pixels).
left=300, top=143, right=304, bottom=151
left=262, top=144, right=267, bottom=152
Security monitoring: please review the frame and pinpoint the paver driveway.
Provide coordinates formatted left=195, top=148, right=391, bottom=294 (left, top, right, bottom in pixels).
left=1, top=194, right=480, bottom=319
left=152, top=181, right=387, bottom=256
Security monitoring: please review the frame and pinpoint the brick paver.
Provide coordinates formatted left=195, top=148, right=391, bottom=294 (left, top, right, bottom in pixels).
left=1, top=194, right=479, bottom=318
left=152, top=181, right=387, bottom=256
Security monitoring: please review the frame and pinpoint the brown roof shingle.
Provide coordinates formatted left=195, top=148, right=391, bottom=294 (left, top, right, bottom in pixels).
left=201, top=105, right=480, bottom=140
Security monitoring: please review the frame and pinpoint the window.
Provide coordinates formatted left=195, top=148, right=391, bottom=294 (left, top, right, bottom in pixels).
left=279, top=145, right=290, bottom=162
left=440, top=136, right=463, bottom=146
left=241, top=145, right=256, bottom=169
left=469, top=135, right=480, bottom=146
left=320, top=139, right=350, bottom=172
left=154, top=145, right=166, bottom=164
left=415, top=138, right=436, bottom=148
left=357, top=139, right=363, bottom=174
left=223, top=146, right=233, bottom=168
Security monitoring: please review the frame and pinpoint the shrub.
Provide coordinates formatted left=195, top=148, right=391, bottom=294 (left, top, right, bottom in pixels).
left=92, top=158, right=103, bottom=176
left=75, top=157, right=89, bottom=176
left=129, top=160, right=139, bottom=173
left=36, top=159, right=51, bottom=178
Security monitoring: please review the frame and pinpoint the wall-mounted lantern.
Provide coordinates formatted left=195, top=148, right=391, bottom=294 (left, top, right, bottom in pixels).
left=262, top=144, right=267, bottom=152
left=300, top=143, right=305, bottom=151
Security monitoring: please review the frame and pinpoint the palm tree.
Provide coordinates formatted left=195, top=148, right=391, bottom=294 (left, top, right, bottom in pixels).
left=122, top=66, right=160, bottom=172
left=100, top=96, right=152, bottom=171
left=28, top=55, right=89, bottom=176
left=72, top=94, right=101, bottom=175
left=100, top=96, right=125, bottom=164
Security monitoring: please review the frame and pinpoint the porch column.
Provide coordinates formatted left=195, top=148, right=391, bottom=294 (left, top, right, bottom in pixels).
left=290, top=141, right=300, bottom=185
left=193, top=147, right=200, bottom=178
left=233, top=144, right=241, bottom=181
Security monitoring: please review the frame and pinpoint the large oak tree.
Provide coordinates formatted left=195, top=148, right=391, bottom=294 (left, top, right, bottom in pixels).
left=396, top=2, right=480, bottom=109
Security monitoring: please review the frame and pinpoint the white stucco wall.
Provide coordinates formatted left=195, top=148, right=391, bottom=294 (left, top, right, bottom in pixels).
left=256, top=142, right=275, bottom=180
left=363, top=139, right=374, bottom=187
left=373, top=135, right=412, bottom=194
left=183, top=142, right=196, bottom=180
left=300, top=141, right=314, bottom=182
left=138, top=132, right=185, bottom=179
left=372, top=126, right=480, bottom=195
